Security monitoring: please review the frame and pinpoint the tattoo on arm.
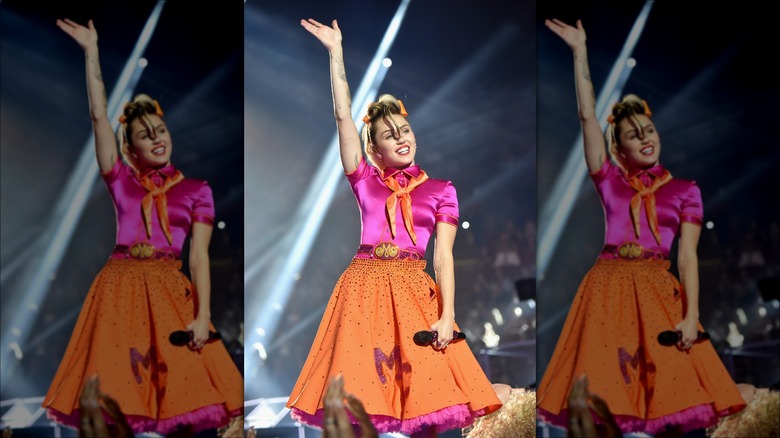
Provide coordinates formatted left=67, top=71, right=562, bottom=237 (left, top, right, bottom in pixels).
left=354, top=153, right=360, bottom=169
left=598, top=153, right=603, bottom=165
left=89, top=58, right=103, bottom=83
left=335, top=59, right=347, bottom=83
left=577, top=58, right=591, bottom=82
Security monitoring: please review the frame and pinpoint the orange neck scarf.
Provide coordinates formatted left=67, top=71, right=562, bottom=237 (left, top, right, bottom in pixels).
left=139, top=169, right=184, bottom=245
left=627, top=168, right=672, bottom=245
left=382, top=169, right=429, bottom=245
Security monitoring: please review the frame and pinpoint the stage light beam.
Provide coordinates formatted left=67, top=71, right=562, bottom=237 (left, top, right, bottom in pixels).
left=245, top=0, right=412, bottom=391
left=0, top=0, right=167, bottom=388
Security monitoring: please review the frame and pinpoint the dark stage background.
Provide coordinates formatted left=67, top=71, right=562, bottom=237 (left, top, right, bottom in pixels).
left=0, top=0, right=244, bottom=408
left=536, top=0, right=780, bottom=395
left=244, top=0, right=538, bottom=415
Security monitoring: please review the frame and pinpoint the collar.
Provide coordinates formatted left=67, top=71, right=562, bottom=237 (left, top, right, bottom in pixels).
left=381, top=164, right=422, bottom=180
left=138, top=164, right=177, bottom=179
left=626, top=163, right=665, bottom=180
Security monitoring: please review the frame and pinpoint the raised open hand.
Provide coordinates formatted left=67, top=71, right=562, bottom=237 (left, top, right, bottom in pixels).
left=322, top=375, right=356, bottom=438
left=545, top=18, right=587, bottom=52
left=56, top=18, right=98, bottom=52
left=300, top=18, right=343, bottom=52
left=344, top=392, right=378, bottom=438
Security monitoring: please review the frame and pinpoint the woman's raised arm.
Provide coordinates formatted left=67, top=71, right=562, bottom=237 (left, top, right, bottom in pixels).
left=545, top=19, right=607, bottom=174
left=57, top=19, right=117, bottom=173
left=301, top=18, right=363, bottom=173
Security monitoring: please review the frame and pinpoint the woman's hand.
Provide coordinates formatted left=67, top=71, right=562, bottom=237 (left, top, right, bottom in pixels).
left=300, top=18, right=342, bottom=53
left=79, top=375, right=110, bottom=438
left=322, top=375, right=357, bottom=438
left=345, top=392, right=378, bottom=438
left=675, top=317, right=699, bottom=350
left=100, top=392, right=133, bottom=437
left=567, top=375, right=598, bottom=438
left=430, top=315, right=455, bottom=350
left=545, top=18, right=587, bottom=53
left=56, top=18, right=98, bottom=53
left=588, top=392, right=621, bottom=438
left=78, top=375, right=133, bottom=438
left=186, top=317, right=211, bottom=350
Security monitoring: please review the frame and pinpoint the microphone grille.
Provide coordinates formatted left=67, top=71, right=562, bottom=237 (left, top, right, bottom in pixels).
left=169, top=331, right=190, bottom=346
left=657, top=331, right=678, bottom=346
left=413, top=331, right=432, bottom=346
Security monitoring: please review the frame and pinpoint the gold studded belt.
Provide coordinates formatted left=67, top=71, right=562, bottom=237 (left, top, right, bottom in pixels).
left=112, top=243, right=177, bottom=260
left=601, top=243, right=666, bottom=260
left=358, top=243, right=422, bottom=261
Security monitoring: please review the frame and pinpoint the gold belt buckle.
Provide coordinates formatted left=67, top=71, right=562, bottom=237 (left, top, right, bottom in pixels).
left=373, top=242, right=399, bottom=260
left=617, top=242, right=643, bottom=259
left=129, top=242, right=155, bottom=259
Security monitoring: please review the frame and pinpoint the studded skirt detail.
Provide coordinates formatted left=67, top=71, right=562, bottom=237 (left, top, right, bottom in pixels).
left=43, top=258, right=243, bottom=434
left=537, top=258, right=745, bottom=434
left=286, top=258, right=501, bottom=434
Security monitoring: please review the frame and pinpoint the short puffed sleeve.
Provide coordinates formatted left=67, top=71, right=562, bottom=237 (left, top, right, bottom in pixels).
left=435, top=181, right=459, bottom=227
left=191, top=181, right=215, bottom=226
left=345, top=157, right=374, bottom=186
left=101, top=158, right=132, bottom=186
left=680, top=181, right=703, bottom=226
left=589, top=157, right=621, bottom=186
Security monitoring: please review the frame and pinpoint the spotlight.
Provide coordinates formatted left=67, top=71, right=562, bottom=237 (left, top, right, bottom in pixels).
left=382, top=58, right=392, bottom=67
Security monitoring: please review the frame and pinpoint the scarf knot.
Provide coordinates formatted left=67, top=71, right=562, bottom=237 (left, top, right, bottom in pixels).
left=627, top=169, right=672, bottom=245
left=139, top=169, right=184, bottom=245
left=383, top=169, right=428, bottom=245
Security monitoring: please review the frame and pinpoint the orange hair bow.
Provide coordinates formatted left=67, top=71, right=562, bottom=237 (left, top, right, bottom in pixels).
left=607, top=99, right=652, bottom=125
left=118, top=99, right=165, bottom=125
left=362, top=99, right=409, bottom=125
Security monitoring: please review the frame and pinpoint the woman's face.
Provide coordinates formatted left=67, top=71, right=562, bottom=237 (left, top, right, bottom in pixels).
left=615, top=114, right=661, bottom=169
left=370, top=114, right=417, bottom=169
left=128, top=114, right=173, bottom=170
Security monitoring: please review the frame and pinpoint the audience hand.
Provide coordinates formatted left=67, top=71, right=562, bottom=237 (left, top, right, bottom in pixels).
left=78, top=375, right=133, bottom=438
left=567, top=375, right=622, bottom=438
left=322, top=374, right=378, bottom=438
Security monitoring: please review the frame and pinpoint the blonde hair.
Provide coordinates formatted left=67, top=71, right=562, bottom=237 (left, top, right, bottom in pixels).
left=606, top=94, right=653, bottom=170
left=709, top=389, right=780, bottom=437
left=117, top=94, right=165, bottom=170
left=464, top=388, right=536, bottom=438
left=361, top=94, right=407, bottom=168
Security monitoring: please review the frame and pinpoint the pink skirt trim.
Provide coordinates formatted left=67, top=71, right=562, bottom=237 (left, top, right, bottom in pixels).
left=291, top=404, right=486, bottom=434
left=47, top=403, right=241, bottom=435
left=538, top=403, right=743, bottom=435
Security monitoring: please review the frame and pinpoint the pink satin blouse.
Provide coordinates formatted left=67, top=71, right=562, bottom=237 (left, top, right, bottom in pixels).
left=102, top=160, right=215, bottom=258
left=346, top=159, right=459, bottom=258
left=591, top=159, right=703, bottom=259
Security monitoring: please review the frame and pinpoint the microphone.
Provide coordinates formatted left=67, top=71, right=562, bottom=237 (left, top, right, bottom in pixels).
left=657, top=330, right=710, bottom=347
left=169, top=330, right=222, bottom=347
left=413, top=330, right=466, bottom=346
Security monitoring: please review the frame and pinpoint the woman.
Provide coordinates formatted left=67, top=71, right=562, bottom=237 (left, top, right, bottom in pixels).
left=42, top=19, right=243, bottom=435
left=285, top=18, right=502, bottom=436
left=536, top=19, right=746, bottom=435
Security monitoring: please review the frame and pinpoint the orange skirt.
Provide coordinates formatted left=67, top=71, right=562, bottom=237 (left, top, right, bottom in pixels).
left=42, top=258, right=243, bottom=434
left=286, top=258, right=502, bottom=434
left=537, top=258, right=745, bottom=434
